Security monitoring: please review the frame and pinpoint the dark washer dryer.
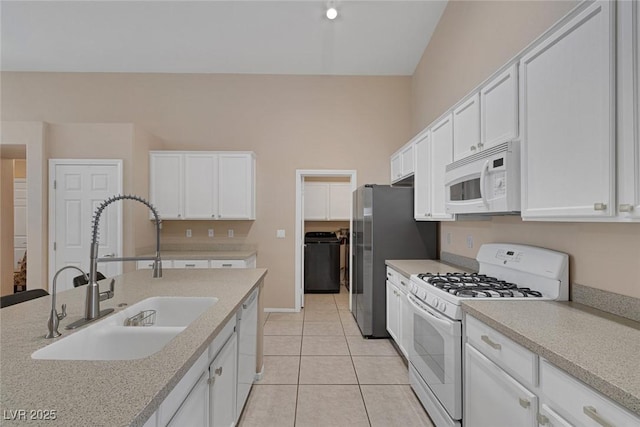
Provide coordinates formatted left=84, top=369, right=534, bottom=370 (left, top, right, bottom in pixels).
left=304, top=231, right=341, bottom=293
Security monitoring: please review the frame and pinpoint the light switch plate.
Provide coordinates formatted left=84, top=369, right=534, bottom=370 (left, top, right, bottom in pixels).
left=208, top=229, right=214, bottom=238
left=186, top=229, right=192, bottom=238
left=276, top=229, right=285, bottom=239
left=228, top=229, right=234, bottom=238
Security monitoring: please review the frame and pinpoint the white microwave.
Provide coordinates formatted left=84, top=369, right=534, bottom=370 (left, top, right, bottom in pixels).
left=444, top=141, right=520, bottom=215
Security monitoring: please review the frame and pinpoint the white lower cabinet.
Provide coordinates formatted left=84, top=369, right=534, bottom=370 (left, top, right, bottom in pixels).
left=464, top=343, right=538, bottom=427
left=138, top=255, right=256, bottom=270
left=167, top=371, right=210, bottom=427
left=209, top=332, right=237, bottom=427
left=465, top=315, right=640, bottom=427
left=147, top=289, right=259, bottom=427
left=540, top=359, right=640, bottom=427
left=385, top=267, right=410, bottom=358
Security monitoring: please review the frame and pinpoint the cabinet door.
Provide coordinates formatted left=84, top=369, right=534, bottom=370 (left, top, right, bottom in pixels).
left=218, top=153, right=255, bottom=220
left=167, top=371, right=209, bottom=427
left=538, top=404, right=574, bottom=427
left=210, top=332, right=237, bottom=427
left=328, top=183, right=351, bottom=220
left=520, top=1, right=615, bottom=219
left=453, top=93, right=481, bottom=161
left=400, top=143, right=415, bottom=177
left=430, top=114, right=455, bottom=220
left=617, top=0, right=640, bottom=219
left=184, top=153, right=218, bottom=219
left=149, top=152, right=183, bottom=219
left=465, top=344, right=538, bottom=427
left=304, top=182, right=329, bottom=220
left=414, top=131, right=431, bottom=220
left=481, top=64, right=518, bottom=149
left=385, top=281, right=400, bottom=343
left=390, top=152, right=402, bottom=182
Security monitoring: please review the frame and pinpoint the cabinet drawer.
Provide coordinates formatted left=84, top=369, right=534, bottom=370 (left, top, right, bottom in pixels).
left=173, top=260, right=209, bottom=269
left=465, top=315, right=537, bottom=387
left=136, top=260, right=172, bottom=270
left=385, top=267, right=410, bottom=293
left=541, top=359, right=640, bottom=427
left=210, top=259, right=246, bottom=268
left=209, top=316, right=236, bottom=360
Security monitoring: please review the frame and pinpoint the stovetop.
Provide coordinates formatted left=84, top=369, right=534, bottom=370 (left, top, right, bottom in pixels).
left=416, top=273, right=544, bottom=298
left=408, top=243, right=569, bottom=320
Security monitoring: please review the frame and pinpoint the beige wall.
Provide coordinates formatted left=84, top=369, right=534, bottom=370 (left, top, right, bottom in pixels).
left=1, top=159, right=15, bottom=295
left=14, top=159, right=26, bottom=178
left=0, top=122, right=48, bottom=291
left=411, top=0, right=640, bottom=299
left=1, top=73, right=411, bottom=308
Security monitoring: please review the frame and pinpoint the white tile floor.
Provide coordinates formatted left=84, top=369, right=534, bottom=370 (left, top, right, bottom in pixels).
left=238, top=286, right=434, bottom=427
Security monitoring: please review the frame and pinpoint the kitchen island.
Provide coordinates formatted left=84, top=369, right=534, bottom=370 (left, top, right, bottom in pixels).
left=0, top=268, right=267, bottom=426
left=462, top=300, right=640, bottom=418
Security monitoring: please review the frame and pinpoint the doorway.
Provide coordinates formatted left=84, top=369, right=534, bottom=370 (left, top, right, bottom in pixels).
left=0, top=146, right=27, bottom=296
left=48, top=159, right=123, bottom=291
left=294, top=170, right=356, bottom=312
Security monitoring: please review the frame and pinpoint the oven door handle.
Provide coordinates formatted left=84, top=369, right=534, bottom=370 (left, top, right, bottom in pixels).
left=479, top=159, right=490, bottom=206
left=407, top=293, right=456, bottom=330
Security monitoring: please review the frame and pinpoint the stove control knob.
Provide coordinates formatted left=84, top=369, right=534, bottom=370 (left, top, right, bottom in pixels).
left=418, top=290, right=427, bottom=300
left=433, top=297, right=440, bottom=309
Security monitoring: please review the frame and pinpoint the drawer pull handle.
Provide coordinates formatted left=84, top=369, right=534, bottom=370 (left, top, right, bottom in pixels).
left=400, top=281, right=407, bottom=287
left=481, top=335, right=502, bottom=350
left=593, top=203, right=607, bottom=211
left=215, top=367, right=223, bottom=376
left=387, top=272, right=392, bottom=277
left=518, top=398, right=530, bottom=409
left=537, top=414, right=549, bottom=425
left=583, top=406, right=616, bottom=427
left=619, top=204, right=634, bottom=212
left=222, top=263, right=232, bottom=267
left=185, top=264, right=196, bottom=267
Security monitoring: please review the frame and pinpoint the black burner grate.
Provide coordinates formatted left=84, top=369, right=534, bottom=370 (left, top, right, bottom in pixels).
left=417, top=273, right=543, bottom=298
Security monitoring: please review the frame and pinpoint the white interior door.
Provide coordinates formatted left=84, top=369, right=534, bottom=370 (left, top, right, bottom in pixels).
left=49, top=160, right=122, bottom=291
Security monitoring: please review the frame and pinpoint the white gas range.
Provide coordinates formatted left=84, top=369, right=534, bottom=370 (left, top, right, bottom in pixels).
left=405, top=243, right=569, bottom=427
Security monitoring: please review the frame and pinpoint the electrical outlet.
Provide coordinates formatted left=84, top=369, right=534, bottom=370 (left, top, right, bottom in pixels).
left=186, top=229, right=192, bottom=238
left=208, top=229, right=214, bottom=238
left=466, top=235, right=473, bottom=249
left=228, top=229, right=234, bottom=238
left=276, top=229, right=285, bottom=239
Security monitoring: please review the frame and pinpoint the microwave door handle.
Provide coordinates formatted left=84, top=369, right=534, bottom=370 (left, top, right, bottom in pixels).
left=479, top=159, right=490, bottom=206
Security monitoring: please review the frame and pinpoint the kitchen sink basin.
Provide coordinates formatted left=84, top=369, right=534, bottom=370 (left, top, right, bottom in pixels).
left=31, top=296, right=218, bottom=360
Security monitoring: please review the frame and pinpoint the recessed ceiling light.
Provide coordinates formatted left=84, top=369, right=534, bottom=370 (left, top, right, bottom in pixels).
left=326, top=6, right=338, bottom=20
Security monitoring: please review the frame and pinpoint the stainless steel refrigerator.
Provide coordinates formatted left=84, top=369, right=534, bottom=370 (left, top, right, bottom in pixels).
left=352, top=184, right=438, bottom=338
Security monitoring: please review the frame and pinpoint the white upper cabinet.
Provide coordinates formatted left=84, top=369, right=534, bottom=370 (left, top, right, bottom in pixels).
left=150, top=152, right=184, bottom=219
left=149, top=151, right=256, bottom=220
left=304, top=182, right=351, bottom=221
left=453, top=93, right=481, bottom=161
left=520, top=1, right=615, bottom=220
left=328, top=183, right=352, bottom=221
left=616, top=0, right=640, bottom=220
left=184, top=153, right=218, bottom=219
left=429, top=113, right=455, bottom=220
left=481, top=63, right=519, bottom=150
left=414, top=130, right=431, bottom=220
left=390, top=140, right=415, bottom=183
left=218, top=153, right=256, bottom=220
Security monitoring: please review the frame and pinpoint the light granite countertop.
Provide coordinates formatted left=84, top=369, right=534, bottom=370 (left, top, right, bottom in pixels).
left=0, top=268, right=267, bottom=426
left=141, top=250, right=257, bottom=260
left=462, top=300, right=640, bottom=417
left=385, top=259, right=469, bottom=277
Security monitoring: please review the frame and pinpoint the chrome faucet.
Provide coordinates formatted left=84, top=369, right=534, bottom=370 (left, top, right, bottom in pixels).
left=66, top=194, right=162, bottom=330
left=46, top=265, right=87, bottom=338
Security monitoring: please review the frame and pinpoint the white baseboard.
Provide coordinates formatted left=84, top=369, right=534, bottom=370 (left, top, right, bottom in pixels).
left=264, top=307, right=299, bottom=313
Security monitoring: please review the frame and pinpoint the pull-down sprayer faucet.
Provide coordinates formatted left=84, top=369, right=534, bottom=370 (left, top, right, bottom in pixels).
left=66, top=194, right=162, bottom=330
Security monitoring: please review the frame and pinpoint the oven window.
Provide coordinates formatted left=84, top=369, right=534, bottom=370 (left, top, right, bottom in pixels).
left=450, top=178, right=481, bottom=201
left=413, top=314, right=446, bottom=383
